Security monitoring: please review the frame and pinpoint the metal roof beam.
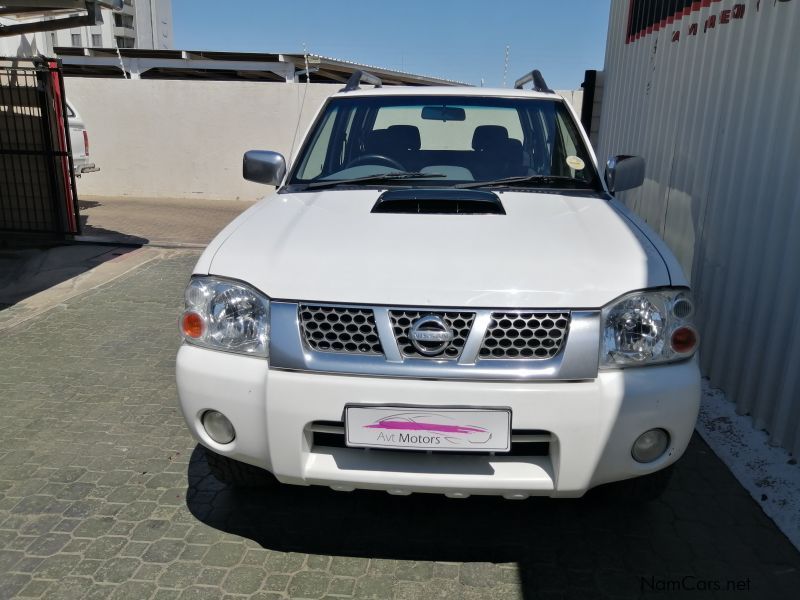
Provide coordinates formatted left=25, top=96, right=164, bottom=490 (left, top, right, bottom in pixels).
left=0, top=9, right=99, bottom=37
left=59, top=55, right=296, bottom=81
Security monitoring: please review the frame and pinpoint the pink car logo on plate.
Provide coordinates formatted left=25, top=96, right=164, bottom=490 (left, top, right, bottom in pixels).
left=364, top=413, right=492, bottom=444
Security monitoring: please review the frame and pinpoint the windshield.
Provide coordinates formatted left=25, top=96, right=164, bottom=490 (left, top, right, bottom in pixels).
left=287, top=95, right=600, bottom=190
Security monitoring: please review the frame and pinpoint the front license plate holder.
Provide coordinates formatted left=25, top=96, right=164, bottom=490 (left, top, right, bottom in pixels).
left=344, top=405, right=511, bottom=452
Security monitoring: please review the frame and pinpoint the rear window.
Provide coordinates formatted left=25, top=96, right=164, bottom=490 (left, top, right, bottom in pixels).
left=372, top=105, right=524, bottom=151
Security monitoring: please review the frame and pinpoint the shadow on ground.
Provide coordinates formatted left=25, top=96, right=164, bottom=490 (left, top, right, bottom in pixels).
left=0, top=199, right=150, bottom=310
left=186, top=436, right=800, bottom=599
left=78, top=199, right=152, bottom=245
left=0, top=242, right=143, bottom=309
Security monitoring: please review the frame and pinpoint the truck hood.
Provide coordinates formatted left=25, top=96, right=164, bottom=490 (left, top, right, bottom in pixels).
left=201, top=189, right=671, bottom=308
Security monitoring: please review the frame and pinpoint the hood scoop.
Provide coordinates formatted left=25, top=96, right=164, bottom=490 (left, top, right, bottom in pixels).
left=371, top=189, right=505, bottom=215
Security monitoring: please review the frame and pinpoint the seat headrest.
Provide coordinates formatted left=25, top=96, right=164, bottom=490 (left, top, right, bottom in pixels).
left=506, top=138, right=523, bottom=153
left=386, top=125, right=421, bottom=151
left=366, top=125, right=421, bottom=155
left=472, top=125, right=509, bottom=151
left=365, top=129, right=393, bottom=155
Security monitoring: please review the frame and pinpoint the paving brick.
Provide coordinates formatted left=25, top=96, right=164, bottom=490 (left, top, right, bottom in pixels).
left=288, top=570, right=331, bottom=599
left=327, top=576, right=356, bottom=597
left=202, top=541, right=245, bottom=568
left=0, top=572, right=31, bottom=599
left=459, top=562, right=499, bottom=588
left=17, top=578, right=52, bottom=598
left=94, top=557, right=141, bottom=583
left=354, top=575, right=395, bottom=599
left=142, top=538, right=185, bottom=564
left=221, top=565, right=266, bottom=594
left=330, top=556, right=369, bottom=577
left=83, top=536, right=128, bottom=559
left=306, top=553, right=332, bottom=571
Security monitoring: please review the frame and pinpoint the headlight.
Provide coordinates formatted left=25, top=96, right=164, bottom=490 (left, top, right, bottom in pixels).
left=600, top=288, right=698, bottom=368
left=180, top=276, right=270, bottom=358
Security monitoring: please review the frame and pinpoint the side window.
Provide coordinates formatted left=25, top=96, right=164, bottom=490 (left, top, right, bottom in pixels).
left=552, top=107, right=592, bottom=181
left=295, top=107, right=338, bottom=180
left=556, top=112, right=578, bottom=160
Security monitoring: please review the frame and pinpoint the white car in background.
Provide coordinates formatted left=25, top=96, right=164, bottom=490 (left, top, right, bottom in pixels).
left=66, top=100, right=98, bottom=176
left=176, top=70, right=701, bottom=502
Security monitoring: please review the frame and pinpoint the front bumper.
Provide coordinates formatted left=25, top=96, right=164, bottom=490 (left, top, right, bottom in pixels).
left=176, top=345, right=700, bottom=498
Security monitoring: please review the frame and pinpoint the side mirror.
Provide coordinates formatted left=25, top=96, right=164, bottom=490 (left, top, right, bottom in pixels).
left=243, top=150, right=286, bottom=186
left=605, top=155, right=645, bottom=194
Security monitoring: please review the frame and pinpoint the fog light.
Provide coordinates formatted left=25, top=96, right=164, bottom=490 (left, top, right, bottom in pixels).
left=632, top=429, right=669, bottom=463
left=202, top=410, right=235, bottom=444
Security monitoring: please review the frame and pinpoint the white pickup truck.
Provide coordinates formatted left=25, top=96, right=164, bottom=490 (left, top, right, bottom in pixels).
left=176, top=71, right=700, bottom=502
left=66, top=100, right=98, bottom=176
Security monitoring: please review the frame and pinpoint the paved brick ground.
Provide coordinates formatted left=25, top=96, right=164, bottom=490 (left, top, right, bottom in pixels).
left=78, top=197, right=255, bottom=246
left=1, top=252, right=799, bottom=599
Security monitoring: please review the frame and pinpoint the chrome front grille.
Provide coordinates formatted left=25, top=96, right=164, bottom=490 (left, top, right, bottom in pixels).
left=479, top=312, right=570, bottom=359
left=389, top=310, right=475, bottom=359
left=274, top=301, right=597, bottom=381
left=298, top=305, right=383, bottom=355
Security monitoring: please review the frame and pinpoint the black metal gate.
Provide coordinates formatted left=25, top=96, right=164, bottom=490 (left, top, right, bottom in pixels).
left=0, top=57, right=80, bottom=236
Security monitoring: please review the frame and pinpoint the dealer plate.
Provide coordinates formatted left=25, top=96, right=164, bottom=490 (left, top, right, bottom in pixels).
left=345, top=406, right=511, bottom=452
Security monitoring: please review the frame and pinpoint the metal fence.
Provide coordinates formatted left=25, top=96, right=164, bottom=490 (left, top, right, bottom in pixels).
left=597, top=0, right=800, bottom=455
left=0, top=57, right=79, bottom=236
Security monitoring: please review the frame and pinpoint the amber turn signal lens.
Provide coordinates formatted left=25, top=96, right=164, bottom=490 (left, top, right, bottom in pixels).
left=671, top=326, right=698, bottom=354
left=181, top=311, right=205, bottom=339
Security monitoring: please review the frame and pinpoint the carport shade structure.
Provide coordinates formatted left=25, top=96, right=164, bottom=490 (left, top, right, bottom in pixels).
left=53, top=47, right=467, bottom=85
left=0, top=1, right=123, bottom=37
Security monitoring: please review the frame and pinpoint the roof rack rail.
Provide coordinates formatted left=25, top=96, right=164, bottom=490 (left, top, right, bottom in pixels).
left=340, top=69, right=383, bottom=92
left=514, top=70, right=554, bottom=93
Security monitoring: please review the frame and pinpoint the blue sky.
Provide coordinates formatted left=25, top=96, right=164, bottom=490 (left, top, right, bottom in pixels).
left=172, top=1, right=611, bottom=89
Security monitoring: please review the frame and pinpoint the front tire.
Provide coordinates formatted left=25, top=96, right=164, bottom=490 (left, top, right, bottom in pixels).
left=204, top=448, right=278, bottom=489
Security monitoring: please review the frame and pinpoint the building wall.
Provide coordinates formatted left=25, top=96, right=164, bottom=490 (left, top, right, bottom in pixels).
left=597, top=0, right=800, bottom=454
left=0, top=0, right=172, bottom=57
left=133, top=0, right=173, bottom=50
left=66, top=78, right=338, bottom=201
left=0, top=17, right=51, bottom=56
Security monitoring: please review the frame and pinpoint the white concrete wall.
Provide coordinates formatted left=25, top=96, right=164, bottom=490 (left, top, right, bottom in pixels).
left=66, top=78, right=338, bottom=201
left=556, top=89, right=583, bottom=122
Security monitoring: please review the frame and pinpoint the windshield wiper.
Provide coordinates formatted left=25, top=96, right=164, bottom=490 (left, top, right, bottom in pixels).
left=455, top=175, right=589, bottom=190
left=303, top=171, right=445, bottom=190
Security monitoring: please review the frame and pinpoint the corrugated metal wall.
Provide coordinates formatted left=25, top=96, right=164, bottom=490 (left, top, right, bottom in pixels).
left=597, top=0, right=800, bottom=455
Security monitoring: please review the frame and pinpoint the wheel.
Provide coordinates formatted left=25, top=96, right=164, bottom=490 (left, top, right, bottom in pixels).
left=344, top=153, right=405, bottom=171
left=204, top=447, right=278, bottom=489
left=591, top=465, right=674, bottom=503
